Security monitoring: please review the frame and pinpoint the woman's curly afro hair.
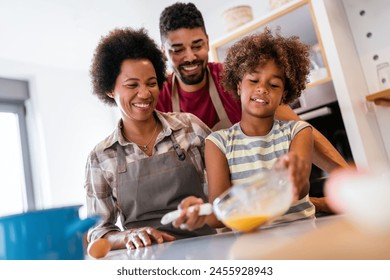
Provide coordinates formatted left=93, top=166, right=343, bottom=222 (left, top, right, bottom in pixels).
left=222, top=28, right=310, bottom=104
left=90, top=27, right=166, bottom=106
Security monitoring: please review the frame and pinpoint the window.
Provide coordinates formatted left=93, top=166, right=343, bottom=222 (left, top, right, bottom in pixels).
left=0, top=78, right=34, bottom=216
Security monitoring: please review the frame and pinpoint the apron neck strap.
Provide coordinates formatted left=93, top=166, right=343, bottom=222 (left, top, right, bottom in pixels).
left=117, top=143, right=127, bottom=173
left=117, top=132, right=186, bottom=174
left=170, top=133, right=186, bottom=161
left=171, top=67, right=232, bottom=130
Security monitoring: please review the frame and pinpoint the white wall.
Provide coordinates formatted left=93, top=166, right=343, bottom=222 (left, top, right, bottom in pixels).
left=0, top=58, right=117, bottom=208
left=0, top=0, right=270, bottom=72
left=0, top=0, right=274, bottom=209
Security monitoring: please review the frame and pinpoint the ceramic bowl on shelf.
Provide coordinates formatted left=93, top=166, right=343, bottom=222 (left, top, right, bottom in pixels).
left=269, top=0, right=294, bottom=10
left=308, top=67, right=327, bottom=83
left=222, top=5, right=253, bottom=32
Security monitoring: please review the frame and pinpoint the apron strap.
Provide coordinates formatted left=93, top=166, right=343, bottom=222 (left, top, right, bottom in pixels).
left=171, top=74, right=181, bottom=113
left=117, top=132, right=186, bottom=176
left=117, top=144, right=127, bottom=173
left=171, top=67, right=233, bottom=131
left=170, top=133, right=186, bottom=161
left=206, top=68, right=232, bottom=130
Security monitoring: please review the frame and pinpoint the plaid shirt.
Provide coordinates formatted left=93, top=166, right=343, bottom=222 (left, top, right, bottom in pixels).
left=84, top=111, right=212, bottom=241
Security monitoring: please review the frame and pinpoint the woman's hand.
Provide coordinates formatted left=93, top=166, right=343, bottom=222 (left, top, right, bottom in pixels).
left=172, top=196, right=208, bottom=231
left=124, top=227, right=176, bottom=250
left=104, top=227, right=176, bottom=250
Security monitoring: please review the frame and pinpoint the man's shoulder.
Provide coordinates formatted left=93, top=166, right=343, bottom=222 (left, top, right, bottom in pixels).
left=208, top=62, right=223, bottom=73
left=161, top=73, right=173, bottom=93
left=157, top=74, right=174, bottom=112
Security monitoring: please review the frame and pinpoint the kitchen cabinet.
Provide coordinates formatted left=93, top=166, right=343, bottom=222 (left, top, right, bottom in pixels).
left=210, top=0, right=342, bottom=117
left=210, top=0, right=390, bottom=169
left=210, top=0, right=332, bottom=95
left=311, top=0, right=390, bottom=168
left=210, top=0, right=359, bottom=199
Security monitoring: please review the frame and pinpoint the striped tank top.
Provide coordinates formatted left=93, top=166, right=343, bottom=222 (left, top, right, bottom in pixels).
left=206, top=120, right=316, bottom=224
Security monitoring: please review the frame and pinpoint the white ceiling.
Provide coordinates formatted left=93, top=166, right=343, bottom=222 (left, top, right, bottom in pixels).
left=0, top=0, right=270, bottom=71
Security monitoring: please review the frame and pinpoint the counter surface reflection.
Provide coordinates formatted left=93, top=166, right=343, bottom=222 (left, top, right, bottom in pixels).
left=99, top=214, right=389, bottom=260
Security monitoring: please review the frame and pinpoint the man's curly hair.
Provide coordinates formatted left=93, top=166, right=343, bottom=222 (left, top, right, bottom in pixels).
left=90, top=28, right=166, bottom=106
left=159, top=2, right=207, bottom=43
left=222, top=28, right=310, bottom=105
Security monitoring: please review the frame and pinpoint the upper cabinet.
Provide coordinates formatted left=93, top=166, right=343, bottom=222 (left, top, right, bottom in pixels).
left=210, top=0, right=337, bottom=115
left=310, top=0, right=390, bottom=167
left=210, top=0, right=330, bottom=89
left=209, top=0, right=390, bottom=168
left=340, top=0, right=390, bottom=104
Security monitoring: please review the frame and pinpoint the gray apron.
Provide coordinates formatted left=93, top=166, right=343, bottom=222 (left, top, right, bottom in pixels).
left=171, top=67, right=232, bottom=131
left=116, top=133, right=215, bottom=239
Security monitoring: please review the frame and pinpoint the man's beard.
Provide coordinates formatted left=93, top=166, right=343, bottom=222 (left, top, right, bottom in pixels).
left=177, top=61, right=207, bottom=85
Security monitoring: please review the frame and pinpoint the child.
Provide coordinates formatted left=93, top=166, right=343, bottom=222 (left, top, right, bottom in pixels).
left=204, top=28, right=316, bottom=228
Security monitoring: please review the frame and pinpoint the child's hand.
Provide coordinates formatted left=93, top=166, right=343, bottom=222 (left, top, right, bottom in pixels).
left=172, top=196, right=208, bottom=231
left=277, top=152, right=310, bottom=200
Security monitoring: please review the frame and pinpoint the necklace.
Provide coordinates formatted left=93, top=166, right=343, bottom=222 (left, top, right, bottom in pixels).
left=123, top=119, right=159, bottom=151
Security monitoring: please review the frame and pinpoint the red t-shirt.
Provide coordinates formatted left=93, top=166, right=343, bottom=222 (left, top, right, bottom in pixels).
left=156, top=62, right=241, bottom=129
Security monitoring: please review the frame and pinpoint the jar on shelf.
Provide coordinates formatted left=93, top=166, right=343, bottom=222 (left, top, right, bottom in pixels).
left=308, top=43, right=327, bottom=83
left=310, top=43, right=325, bottom=69
left=223, top=5, right=253, bottom=32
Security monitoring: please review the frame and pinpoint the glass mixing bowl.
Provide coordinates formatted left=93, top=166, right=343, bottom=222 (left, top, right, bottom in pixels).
left=213, top=166, right=293, bottom=232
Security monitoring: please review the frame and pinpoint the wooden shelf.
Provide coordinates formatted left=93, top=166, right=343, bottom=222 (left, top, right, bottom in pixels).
left=306, top=76, right=332, bottom=89
left=210, top=0, right=316, bottom=63
left=210, top=0, right=333, bottom=103
left=366, top=89, right=390, bottom=102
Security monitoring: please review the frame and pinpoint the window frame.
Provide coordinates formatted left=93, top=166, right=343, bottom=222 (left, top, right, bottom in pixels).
left=0, top=78, right=35, bottom=211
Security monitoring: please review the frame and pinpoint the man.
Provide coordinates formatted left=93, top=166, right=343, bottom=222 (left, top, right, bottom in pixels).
left=156, top=2, right=349, bottom=213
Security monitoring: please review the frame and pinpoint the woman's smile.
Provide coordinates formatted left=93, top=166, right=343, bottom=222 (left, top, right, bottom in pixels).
left=132, top=101, right=153, bottom=109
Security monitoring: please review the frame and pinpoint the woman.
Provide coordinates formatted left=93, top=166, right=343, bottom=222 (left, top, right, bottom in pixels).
left=85, top=28, right=215, bottom=250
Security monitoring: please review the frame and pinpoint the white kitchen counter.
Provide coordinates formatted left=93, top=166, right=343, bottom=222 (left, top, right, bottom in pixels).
left=99, top=214, right=390, bottom=260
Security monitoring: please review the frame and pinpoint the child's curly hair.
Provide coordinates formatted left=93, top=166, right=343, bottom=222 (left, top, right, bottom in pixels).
left=222, top=28, right=310, bottom=104
left=90, top=28, right=166, bottom=106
